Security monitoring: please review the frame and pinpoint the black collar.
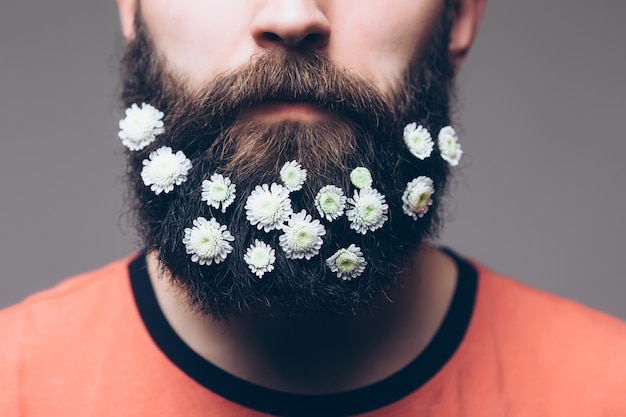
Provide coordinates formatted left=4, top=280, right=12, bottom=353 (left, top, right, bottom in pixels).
left=129, top=248, right=477, bottom=417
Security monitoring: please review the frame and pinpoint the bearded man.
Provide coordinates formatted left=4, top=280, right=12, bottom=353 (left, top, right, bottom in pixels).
left=1, top=1, right=625, bottom=416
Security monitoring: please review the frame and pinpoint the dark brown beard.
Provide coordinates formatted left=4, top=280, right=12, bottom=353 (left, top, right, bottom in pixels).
left=120, top=10, right=455, bottom=319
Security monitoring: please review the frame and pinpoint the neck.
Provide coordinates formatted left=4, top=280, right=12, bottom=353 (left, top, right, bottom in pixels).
left=147, top=244, right=457, bottom=394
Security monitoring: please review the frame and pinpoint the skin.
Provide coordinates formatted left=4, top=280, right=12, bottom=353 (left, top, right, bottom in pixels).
left=118, top=0, right=485, bottom=119
left=116, top=0, right=486, bottom=394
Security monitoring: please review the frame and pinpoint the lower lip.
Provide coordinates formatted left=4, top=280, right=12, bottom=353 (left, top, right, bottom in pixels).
left=247, top=101, right=328, bottom=122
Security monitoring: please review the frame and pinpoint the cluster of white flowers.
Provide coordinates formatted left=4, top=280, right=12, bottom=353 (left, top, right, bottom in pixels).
left=121, top=103, right=194, bottom=195
left=403, top=123, right=463, bottom=166
left=121, top=104, right=462, bottom=281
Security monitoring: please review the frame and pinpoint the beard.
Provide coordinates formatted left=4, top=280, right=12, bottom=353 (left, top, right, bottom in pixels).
left=120, top=10, right=455, bottom=319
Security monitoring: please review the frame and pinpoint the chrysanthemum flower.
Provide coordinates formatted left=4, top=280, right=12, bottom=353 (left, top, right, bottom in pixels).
left=244, top=240, right=276, bottom=278
left=402, top=176, right=434, bottom=220
left=314, top=185, right=347, bottom=221
left=403, top=122, right=434, bottom=160
left=326, top=244, right=367, bottom=281
left=346, top=188, right=388, bottom=234
left=201, top=173, right=236, bottom=213
left=118, top=103, right=165, bottom=151
left=279, top=210, right=326, bottom=260
left=350, top=167, right=373, bottom=189
left=438, top=126, right=463, bottom=166
left=183, top=217, right=235, bottom=265
left=245, top=183, right=293, bottom=232
left=141, top=146, right=192, bottom=195
left=280, top=160, right=307, bottom=192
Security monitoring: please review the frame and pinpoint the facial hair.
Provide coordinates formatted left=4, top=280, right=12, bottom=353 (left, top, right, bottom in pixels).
left=120, top=10, right=455, bottom=319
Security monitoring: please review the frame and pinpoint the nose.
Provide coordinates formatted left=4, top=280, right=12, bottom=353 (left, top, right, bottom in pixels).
left=251, top=0, right=331, bottom=50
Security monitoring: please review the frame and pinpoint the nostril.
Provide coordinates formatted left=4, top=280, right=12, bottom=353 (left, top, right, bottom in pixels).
left=302, top=32, right=326, bottom=47
left=262, top=32, right=282, bottom=42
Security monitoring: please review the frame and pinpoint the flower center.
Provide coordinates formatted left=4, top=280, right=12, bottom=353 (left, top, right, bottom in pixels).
left=210, top=183, right=228, bottom=201
left=195, top=230, right=220, bottom=256
left=257, top=197, right=280, bottom=221
left=359, top=202, right=381, bottom=225
left=283, top=169, right=300, bottom=187
left=249, top=247, right=270, bottom=268
left=291, top=226, right=316, bottom=250
left=320, top=194, right=339, bottom=213
left=336, top=251, right=358, bottom=273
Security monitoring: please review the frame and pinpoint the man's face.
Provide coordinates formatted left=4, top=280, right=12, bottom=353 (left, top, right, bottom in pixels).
left=136, top=0, right=445, bottom=102
left=119, top=0, right=472, bottom=318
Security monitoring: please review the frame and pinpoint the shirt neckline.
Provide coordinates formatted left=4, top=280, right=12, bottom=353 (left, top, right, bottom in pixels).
left=129, top=248, right=477, bottom=417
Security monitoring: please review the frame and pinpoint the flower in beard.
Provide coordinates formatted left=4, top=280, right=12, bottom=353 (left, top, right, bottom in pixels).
left=280, top=160, right=307, bottom=192
left=350, top=167, right=373, bottom=189
left=279, top=210, right=326, bottom=260
left=326, top=244, right=367, bottom=281
left=438, top=126, right=463, bottom=166
left=245, top=183, right=293, bottom=232
left=118, top=103, right=165, bottom=151
left=402, top=176, right=434, bottom=220
left=346, top=188, right=388, bottom=234
left=403, top=122, right=433, bottom=160
left=141, top=146, right=192, bottom=195
left=183, top=217, right=235, bottom=265
left=244, top=240, right=276, bottom=278
left=202, top=173, right=236, bottom=213
left=315, top=185, right=347, bottom=221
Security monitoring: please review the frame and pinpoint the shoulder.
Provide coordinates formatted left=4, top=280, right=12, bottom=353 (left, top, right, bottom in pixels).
left=0, top=256, right=137, bottom=368
left=466, top=260, right=626, bottom=410
left=474, top=261, right=626, bottom=342
left=0, top=254, right=137, bottom=329
left=0, top=255, right=138, bottom=414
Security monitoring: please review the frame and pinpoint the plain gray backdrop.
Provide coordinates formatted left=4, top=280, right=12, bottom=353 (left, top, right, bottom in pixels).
left=1, top=1, right=625, bottom=319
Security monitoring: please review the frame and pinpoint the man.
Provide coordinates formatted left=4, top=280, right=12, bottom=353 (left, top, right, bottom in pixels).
left=1, top=0, right=625, bottom=416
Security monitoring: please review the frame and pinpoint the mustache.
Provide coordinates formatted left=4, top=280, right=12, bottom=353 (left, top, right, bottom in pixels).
left=139, top=49, right=397, bottom=133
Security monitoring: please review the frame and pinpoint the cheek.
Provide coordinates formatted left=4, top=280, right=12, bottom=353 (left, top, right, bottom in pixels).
left=140, top=1, right=255, bottom=84
left=328, top=1, right=444, bottom=94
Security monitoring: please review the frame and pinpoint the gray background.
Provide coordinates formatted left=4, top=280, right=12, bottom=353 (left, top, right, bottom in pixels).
left=1, top=1, right=625, bottom=318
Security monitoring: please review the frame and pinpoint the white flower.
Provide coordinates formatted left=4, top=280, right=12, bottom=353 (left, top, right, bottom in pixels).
left=280, top=160, right=307, bottom=192
left=314, top=185, right=347, bottom=221
left=346, top=188, right=388, bottom=234
left=350, top=167, right=373, bottom=189
left=438, top=126, right=463, bottom=166
left=245, top=183, right=293, bottom=232
left=279, top=210, right=326, bottom=260
left=183, top=217, right=235, bottom=265
left=118, top=103, right=165, bottom=151
left=244, top=240, right=276, bottom=278
left=326, top=245, right=367, bottom=281
left=202, top=173, right=236, bottom=213
left=141, top=146, right=192, bottom=194
left=402, top=176, right=434, bottom=220
left=403, top=122, right=434, bottom=160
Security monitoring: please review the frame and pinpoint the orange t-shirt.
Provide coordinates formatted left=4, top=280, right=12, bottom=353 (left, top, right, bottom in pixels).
left=1, top=252, right=625, bottom=416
